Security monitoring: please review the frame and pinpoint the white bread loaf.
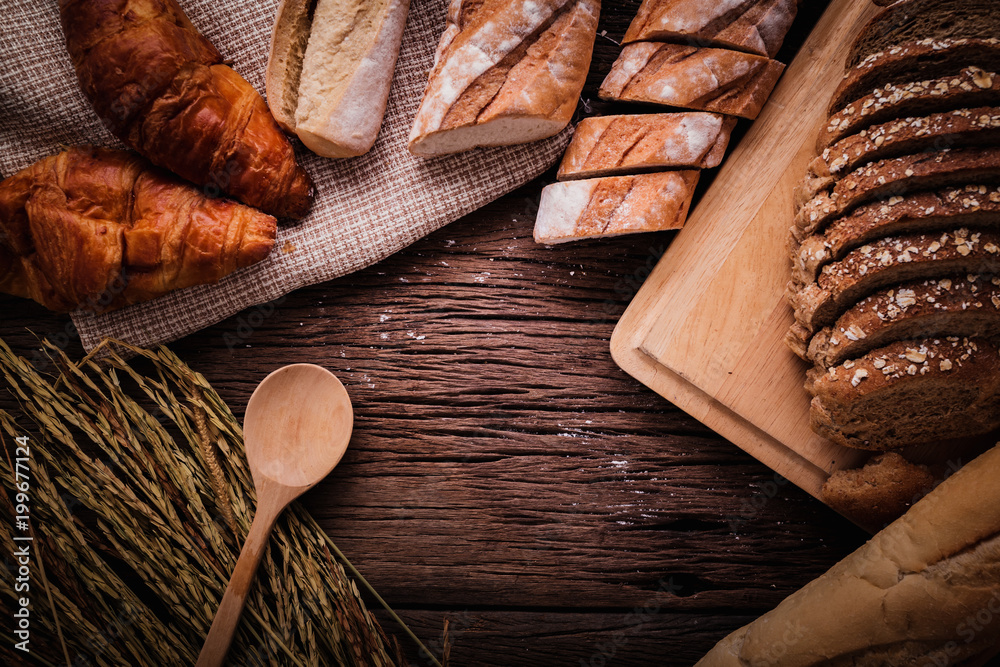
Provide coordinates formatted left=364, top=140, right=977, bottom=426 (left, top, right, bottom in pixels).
left=533, top=171, right=699, bottom=244
left=266, top=0, right=410, bottom=157
left=557, top=113, right=736, bottom=181
left=697, top=442, right=1000, bottom=665
left=407, top=0, right=600, bottom=157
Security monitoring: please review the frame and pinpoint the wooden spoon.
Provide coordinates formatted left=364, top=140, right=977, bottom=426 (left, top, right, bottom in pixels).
left=196, top=364, right=353, bottom=667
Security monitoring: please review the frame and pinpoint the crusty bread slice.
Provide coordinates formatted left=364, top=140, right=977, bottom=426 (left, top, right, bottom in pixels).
left=790, top=185, right=1000, bottom=286
left=830, top=38, right=1000, bottom=114
left=806, top=336, right=1000, bottom=450
left=794, top=147, right=1000, bottom=234
left=803, top=276, right=1000, bottom=368
left=821, top=452, right=935, bottom=528
left=533, top=171, right=699, bottom=244
left=789, top=228, right=1000, bottom=335
left=622, top=0, right=798, bottom=58
left=846, top=0, right=998, bottom=71
left=598, top=42, right=785, bottom=120
left=556, top=113, right=736, bottom=181
left=819, top=67, right=1000, bottom=149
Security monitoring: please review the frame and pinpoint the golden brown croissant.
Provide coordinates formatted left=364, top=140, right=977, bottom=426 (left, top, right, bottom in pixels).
left=0, top=146, right=276, bottom=313
left=59, top=0, right=314, bottom=220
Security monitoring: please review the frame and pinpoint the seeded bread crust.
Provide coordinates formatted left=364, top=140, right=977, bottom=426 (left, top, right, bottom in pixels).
left=818, top=67, right=999, bottom=149
left=802, top=276, right=1000, bottom=368
left=806, top=337, right=1000, bottom=450
left=790, top=185, right=1000, bottom=283
left=788, top=229, right=1000, bottom=335
left=598, top=42, right=785, bottom=120
left=830, top=38, right=1000, bottom=115
left=794, top=147, right=1000, bottom=234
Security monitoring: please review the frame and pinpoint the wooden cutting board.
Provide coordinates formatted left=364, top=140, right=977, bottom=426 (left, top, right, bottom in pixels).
left=610, top=0, right=882, bottom=503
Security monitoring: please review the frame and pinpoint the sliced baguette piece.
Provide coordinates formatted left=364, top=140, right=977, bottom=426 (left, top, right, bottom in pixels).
left=830, top=38, right=1000, bottom=115
left=598, top=42, right=785, bottom=120
left=556, top=113, right=736, bottom=181
left=621, top=0, right=798, bottom=58
left=267, top=0, right=411, bottom=157
left=407, top=0, right=600, bottom=157
left=819, top=67, right=1000, bottom=149
left=805, top=337, right=1000, bottom=450
left=788, top=228, right=1000, bottom=335
left=533, top=171, right=699, bottom=244
left=697, top=442, right=1000, bottom=666
left=794, top=147, right=1000, bottom=234
left=791, top=185, right=1000, bottom=285
left=804, top=276, right=1000, bottom=368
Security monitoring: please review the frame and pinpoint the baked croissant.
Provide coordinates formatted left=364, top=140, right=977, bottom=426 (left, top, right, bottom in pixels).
left=59, top=0, right=314, bottom=220
left=0, top=146, right=276, bottom=313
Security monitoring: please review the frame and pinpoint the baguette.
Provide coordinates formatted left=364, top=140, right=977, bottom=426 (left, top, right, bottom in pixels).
left=697, top=441, right=1000, bottom=665
left=556, top=113, right=735, bottom=181
left=533, top=171, right=699, bottom=244
left=598, top=42, right=785, bottom=120
left=267, top=0, right=410, bottom=158
left=622, top=0, right=798, bottom=58
left=407, top=0, right=600, bottom=157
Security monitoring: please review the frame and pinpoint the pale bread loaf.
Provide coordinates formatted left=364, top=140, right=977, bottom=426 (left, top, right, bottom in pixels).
left=533, top=171, right=699, bottom=244
left=598, top=42, right=785, bottom=120
left=556, top=113, right=735, bottom=181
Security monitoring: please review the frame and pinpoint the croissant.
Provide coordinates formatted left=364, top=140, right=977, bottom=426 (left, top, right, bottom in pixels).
left=59, top=0, right=314, bottom=220
left=0, top=146, right=276, bottom=313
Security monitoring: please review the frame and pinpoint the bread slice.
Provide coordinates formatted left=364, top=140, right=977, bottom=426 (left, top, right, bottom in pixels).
left=789, top=228, right=1000, bottom=335
left=533, top=171, right=700, bottom=244
left=598, top=42, right=785, bottom=120
left=830, top=38, right=1000, bottom=114
left=791, top=185, right=1000, bottom=285
left=794, top=147, right=1000, bottom=234
left=622, top=0, right=798, bottom=58
left=556, top=113, right=736, bottom=181
left=803, top=276, right=1000, bottom=368
left=806, top=336, right=1000, bottom=450
left=821, top=452, right=935, bottom=528
left=819, top=67, right=1000, bottom=149
left=407, top=0, right=599, bottom=157
left=846, top=0, right=998, bottom=70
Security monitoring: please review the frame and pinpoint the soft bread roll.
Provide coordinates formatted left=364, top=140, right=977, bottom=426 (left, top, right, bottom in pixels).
left=267, top=0, right=410, bottom=157
left=697, top=442, right=1000, bottom=666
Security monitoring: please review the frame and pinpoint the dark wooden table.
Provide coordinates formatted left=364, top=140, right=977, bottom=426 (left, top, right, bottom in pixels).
left=2, top=2, right=871, bottom=664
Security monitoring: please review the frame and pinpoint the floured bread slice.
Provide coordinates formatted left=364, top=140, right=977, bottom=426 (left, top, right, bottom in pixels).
left=806, top=337, right=1000, bottom=450
left=598, top=43, right=785, bottom=120
left=790, top=185, right=1000, bottom=282
left=829, top=38, right=1000, bottom=115
left=533, top=171, right=699, bottom=244
left=794, top=147, right=1000, bottom=234
left=622, top=0, right=798, bottom=58
left=556, top=113, right=736, bottom=181
left=801, top=276, right=1000, bottom=367
left=789, top=228, right=1000, bottom=335
left=819, top=67, right=1000, bottom=149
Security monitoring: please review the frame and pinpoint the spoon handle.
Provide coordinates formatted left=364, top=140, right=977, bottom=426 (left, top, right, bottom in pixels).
left=197, top=497, right=281, bottom=667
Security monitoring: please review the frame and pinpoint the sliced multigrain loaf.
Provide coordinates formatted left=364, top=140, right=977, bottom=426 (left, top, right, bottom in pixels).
left=621, top=0, right=798, bottom=58
left=830, top=38, right=1000, bottom=115
left=846, top=0, right=998, bottom=70
left=791, top=185, right=1000, bottom=284
left=793, top=147, right=1000, bottom=234
left=800, top=276, right=1000, bottom=367
left=598, top=42, right=785, bottom=120
left=821, top=451, right=936, bottom=528
left=788, top=228, right=1000, bottom=335
left=818, top=67, right=1000, bottom=149
left=556, top=113, right=736, bottom=181
left=533, top=170, right=699, bottom=244
left=806, top=336, right=1000, bottom=450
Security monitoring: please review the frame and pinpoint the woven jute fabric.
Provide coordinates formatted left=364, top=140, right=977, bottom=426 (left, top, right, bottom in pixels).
left=0, top=0, right=571, bottom=351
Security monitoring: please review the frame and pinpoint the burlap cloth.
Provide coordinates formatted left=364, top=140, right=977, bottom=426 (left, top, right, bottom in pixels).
left=0, top=0, right=571, bottom=351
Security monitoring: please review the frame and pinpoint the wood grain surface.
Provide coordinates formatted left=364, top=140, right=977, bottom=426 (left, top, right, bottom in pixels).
left=0, top=2, right=877, bottom=665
